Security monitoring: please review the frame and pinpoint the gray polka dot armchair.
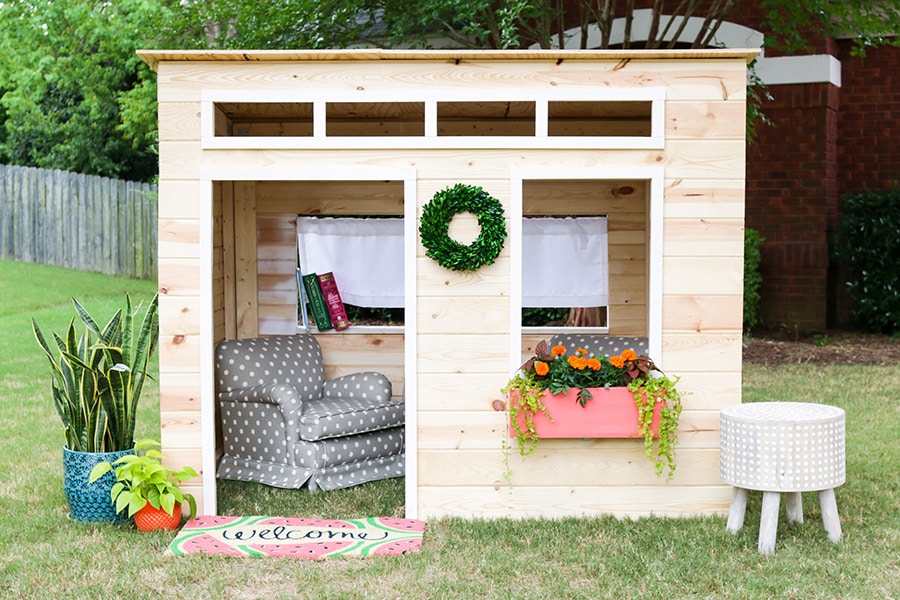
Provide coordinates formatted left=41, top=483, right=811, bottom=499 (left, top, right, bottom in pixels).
left=215, top=335, right=404, bottom=491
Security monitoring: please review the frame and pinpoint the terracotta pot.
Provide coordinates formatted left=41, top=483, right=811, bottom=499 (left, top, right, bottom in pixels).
left=134, top=503, right=183, bottom=532
left=509, top=386, right=662, bottom=439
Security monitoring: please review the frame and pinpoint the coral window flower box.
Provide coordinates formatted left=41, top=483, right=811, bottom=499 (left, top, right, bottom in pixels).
left=508, top=387, right=662, bottom=439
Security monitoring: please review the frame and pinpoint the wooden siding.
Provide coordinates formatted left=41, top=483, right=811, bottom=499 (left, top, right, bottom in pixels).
left=150, top=50, right=749, bottom=518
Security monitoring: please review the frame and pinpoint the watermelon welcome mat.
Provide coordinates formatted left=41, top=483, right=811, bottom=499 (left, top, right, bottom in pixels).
left=167, top=515, right=425, bottom=559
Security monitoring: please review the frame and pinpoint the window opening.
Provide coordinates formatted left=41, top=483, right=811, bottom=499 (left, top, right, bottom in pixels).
left=522, top=216, right=609, bottom=328
left=548, top=101, right=652, bottom=137
left=326, top=102, right=425, bottom=137
left=214, top=102, right=313, bottom=137
left=297, top=216, right=405, bottom=329
left=437, top=101, right=535, bottom=136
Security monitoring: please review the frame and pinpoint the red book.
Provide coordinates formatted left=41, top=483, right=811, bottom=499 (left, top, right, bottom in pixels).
left=317, top=272, right=350, bottom=331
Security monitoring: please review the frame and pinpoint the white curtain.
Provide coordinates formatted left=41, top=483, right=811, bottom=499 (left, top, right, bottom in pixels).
left=297, top=217, right=404, bottom=308
left=297, top=215, right=607, bottom=309
left=522, top=217, right=608, bottom=307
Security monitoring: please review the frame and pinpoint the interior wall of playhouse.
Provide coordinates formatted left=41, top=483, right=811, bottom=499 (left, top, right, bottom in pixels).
left=149, top=51, right=752, bottom=518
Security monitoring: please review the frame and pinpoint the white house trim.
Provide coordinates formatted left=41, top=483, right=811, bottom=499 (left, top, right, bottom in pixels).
left=754, top=54, right=842, bottom=87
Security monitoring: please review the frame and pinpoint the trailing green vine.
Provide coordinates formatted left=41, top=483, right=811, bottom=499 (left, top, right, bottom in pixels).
left=502, top=373, right=551, bottom=457
left=419, top=183, right=507, bottom=272
left=629, top=375, right=683, bottom=481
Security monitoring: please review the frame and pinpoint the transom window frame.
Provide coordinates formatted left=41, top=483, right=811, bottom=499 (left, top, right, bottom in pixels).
left=200, top=88, right=666, bottom=150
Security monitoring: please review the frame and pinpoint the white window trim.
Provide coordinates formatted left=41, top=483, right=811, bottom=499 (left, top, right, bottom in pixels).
left=198, top=166, right=419, bottom=519
left=200, top=88, right=665, bottom=150
left=508, top=166, right=664, bottom=373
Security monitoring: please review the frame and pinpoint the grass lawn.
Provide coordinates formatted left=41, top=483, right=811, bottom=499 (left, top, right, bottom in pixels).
left=0, top=259, right=897, bottom=599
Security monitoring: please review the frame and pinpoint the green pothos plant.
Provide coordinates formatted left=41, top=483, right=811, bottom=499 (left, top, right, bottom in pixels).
left=503, top=340, right=684, bottom=480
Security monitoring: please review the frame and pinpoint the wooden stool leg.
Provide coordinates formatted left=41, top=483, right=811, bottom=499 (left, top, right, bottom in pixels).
left=818, top=488, right=842, bottom=542
left=785, top=491, right=803, bottom=524
left=726, top=487, right=748, bottom=533
left=758, top=491, right=781, bottom=555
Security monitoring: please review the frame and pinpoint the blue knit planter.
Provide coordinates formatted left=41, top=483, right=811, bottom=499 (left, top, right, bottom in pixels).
left=62, top=446, right=133, bottom=523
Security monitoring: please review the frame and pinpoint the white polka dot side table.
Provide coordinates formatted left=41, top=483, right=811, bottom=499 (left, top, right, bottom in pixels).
left=720, top=401, right=846, bottom=555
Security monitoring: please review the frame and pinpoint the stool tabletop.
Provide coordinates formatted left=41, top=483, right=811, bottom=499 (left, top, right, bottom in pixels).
left=721, top=401, right=844, bottom=424
left=720, top=401, right=846, bottom=492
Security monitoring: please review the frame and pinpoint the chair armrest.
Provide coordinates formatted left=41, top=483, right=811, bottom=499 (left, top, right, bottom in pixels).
left=218, top=383, right=303, bottom=417
left=323, top=372, right=392, bottom=403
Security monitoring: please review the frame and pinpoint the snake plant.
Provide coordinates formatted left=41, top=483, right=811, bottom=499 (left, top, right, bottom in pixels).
left=32, top=294, right=159, bottom=453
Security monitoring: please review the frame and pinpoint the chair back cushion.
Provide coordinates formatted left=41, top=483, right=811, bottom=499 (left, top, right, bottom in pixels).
left=548, top=334, right=649, bottom=358
left=215, top=335, right=325, bottom=401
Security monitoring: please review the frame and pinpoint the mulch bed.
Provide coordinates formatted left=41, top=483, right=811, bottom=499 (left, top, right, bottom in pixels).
left=742, top=329, right=900, bottom=367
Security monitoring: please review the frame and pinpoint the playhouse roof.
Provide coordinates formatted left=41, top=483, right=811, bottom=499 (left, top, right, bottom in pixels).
left=138, top=48, right=759, bottom=71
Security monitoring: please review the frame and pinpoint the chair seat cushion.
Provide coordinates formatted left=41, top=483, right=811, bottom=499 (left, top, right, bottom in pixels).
left=299, top=397, right=405, bottom=441
left=293, top=427, right=404, bottom=469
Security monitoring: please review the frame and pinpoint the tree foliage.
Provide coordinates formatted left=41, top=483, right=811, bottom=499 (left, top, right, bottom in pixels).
left=169, top=0, right=900, bottom=53
left=0, top=0, right=172, bottom=181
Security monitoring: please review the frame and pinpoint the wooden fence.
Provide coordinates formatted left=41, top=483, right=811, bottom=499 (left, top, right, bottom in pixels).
left=0, top=164, right=158, bottom=280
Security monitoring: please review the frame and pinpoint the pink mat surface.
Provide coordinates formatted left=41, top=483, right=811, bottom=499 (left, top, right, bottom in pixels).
left=167, top=515, right=425, bottom=559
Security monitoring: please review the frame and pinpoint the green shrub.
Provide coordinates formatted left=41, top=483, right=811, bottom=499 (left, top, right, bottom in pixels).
left=743, top=227, right=764, bottom=330
left=836, top=190, right=900, bottom=334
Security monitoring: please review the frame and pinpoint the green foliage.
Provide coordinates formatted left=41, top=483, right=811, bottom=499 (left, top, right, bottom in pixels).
left=501, top=373, right=551, bottom=457
left=32, top=294, right=159, bottom=452
left=89, top=438, right=197, bottom=518
left=629, top=376, right=682, bottom=481
left=419, top=184, right=507, bottom=272
left=836, top=190, right=900, bottom=334
left=0, top=0, right=171, bottom=180
left=343, top=305, right=405, bottom=326
left=743, top=227, right=764, bottom=330
left=521, top=307, right=570, bottom=326
left=761, top=0, right=900, bottom=57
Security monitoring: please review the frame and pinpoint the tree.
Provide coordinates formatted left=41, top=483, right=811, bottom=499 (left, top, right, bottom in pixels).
left=0, top=0, right=172, bottom=181
left=169, top=0, right=900, bottom=54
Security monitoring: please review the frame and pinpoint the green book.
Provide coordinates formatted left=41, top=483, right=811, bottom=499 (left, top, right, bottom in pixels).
left=302, top=273, right=333, bottom=331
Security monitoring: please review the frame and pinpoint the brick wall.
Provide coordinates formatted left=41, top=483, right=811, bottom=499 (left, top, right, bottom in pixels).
left=836, top=42, right=900, bottom=197
left=745, top=82, right=840, bottom=330
left=831, top=41, right=900, bottom=325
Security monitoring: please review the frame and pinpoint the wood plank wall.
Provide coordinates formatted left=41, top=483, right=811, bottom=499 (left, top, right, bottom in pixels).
left=153, top=53, right=749, bottom=517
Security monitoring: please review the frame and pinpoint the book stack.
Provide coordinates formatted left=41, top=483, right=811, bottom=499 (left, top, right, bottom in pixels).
left=300, top=271, right=350, bottom=331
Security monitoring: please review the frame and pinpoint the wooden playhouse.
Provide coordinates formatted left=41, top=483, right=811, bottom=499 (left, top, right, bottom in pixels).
left=141, top=48, right=756, bottom=518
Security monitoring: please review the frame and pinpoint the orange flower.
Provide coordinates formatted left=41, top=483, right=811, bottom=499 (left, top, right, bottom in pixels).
left=586, top=358, right=601, bottom=371
left=534, top=361, right=549, bottom=376
left=551, top=345, right=567, bottom=357
left=567, top=356, right=588, bottom=370
left=621, top=349, right=638, bottom=361
left=576, top=347, right=588, bottom=356
left=609, top=355, right=625, bottom=369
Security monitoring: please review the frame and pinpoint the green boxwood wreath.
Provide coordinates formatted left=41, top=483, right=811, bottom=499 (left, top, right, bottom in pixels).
left=419, top=184, right=507, bottom=272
